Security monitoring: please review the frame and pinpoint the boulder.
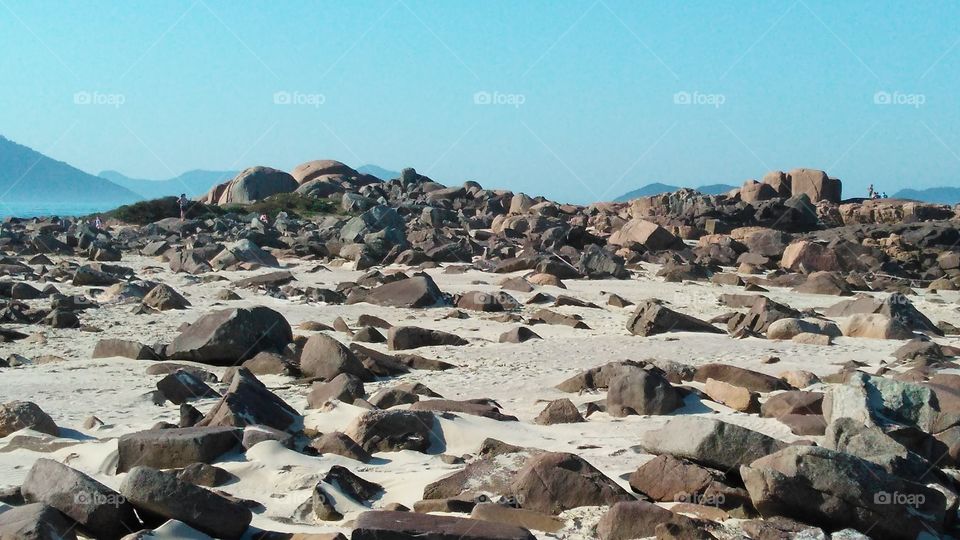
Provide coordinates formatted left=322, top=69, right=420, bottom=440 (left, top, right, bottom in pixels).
left=410, top=399, right=517, bottom=421
left=0, top=401, right=58, bottom=437
left=637, top=416, right=786, bottom=472
left=307, top=373, right=365, bottom=408
left=92, top=338, right=158, bottom=360
left=606, top=369, right=684, bottom=417
left=344, top=410, right=437, bottom=453
left=21, top=458, right=140, bottom=539
left=119, top=466, right=252, bottom=539
left=196, top=368, right=300, bottom=432
left=740, top=445, right=946, bottom=539
left=356, top=275, right=445, bottom=308
left=609, top=219, right=680, bottom=250
left=116, top=426, right=242, bottom=473
left=352, top=511, right=535, bottom=540
left=841, top=314, right=913, bottom=340
left=787, top=168, right=841, bottom=203
left=299, top=333, right=372, bottom=381
left=0, top=503, right=77, bottom=540
left=142, top=283, right=190, bottom=310
left=781, top=241, right=840, bottom=273
left=310, top=432, right=372, bottom=462
left=387, top=326, right=468, bottom=350
left=595, top=501, right=688, bottom=540
left=704, top=378, right=759, bottom=413
left=509, top=452, right=634, bottom=514
left=628, top=454, right=750, bottom=510
left=218, top=166, right=297, bottom=204
left=156, top=369, right=220, bottom=404
left=534, top=399, right=585, bottom=425
left=166, top=306, right=292, bottom=365
left=626, top=300, right=724, bottom=337
left=694, top=364, right=788, bottom=392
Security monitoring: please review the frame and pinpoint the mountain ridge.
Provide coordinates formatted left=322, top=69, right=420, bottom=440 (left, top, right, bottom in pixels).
left=0, top=135, right=139, bottom=204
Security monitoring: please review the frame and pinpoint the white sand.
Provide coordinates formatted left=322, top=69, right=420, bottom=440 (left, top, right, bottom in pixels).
left=3, top=253, right=959, bottom=538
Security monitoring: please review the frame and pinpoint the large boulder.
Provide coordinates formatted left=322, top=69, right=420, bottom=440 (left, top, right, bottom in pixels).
left=196, top=368, right=300, bottom=432
left=119, top=466, right=252, bottom=539
left=608, top=219, right=680, bottom=250
left=626, top=300, right=724, bottom=337
left=210, top=239, right=279, bottom=270
left=344, top=409, right=437, bottom=453
left=217, top=166, right=297, bottom=204
left=606, top=369, right=684, bottom=417
left=92, top=338, right=158, bottom=360
left=740, top=445, right=947, bottom=539
left=781, top=240, right=840, bottom=273
left=116, top=426, right=243, bottom=473
left=841, top=314, right=913, bottom=340
left=636, top=416, right=786, bottom=472
left=291, top=159, right=357, bottom=183
left=387, top=326, right=469, bottom=350
left=21, top=459, right=140, bottom=540
left=0, top=401, right=58, bottom=437
left=299, top=333, right=372, bottom=381
left=508, top=452, right=634, bottom=515
left=353, top=275, right=445, bottom=308
left=629, top=454, right=750, bottom=510
left=823, top=372, right=945, bottom=433
left=787, top=168, right=841, bottom=203
left=166, top=306, right=292, bottom=365
left=142, top=283, right=190, bottom=310
left=693, top=364, right=788, bottom=392
left=0, top=503, right=78, bottom=540
left=352, top=511, right=535, bottom=540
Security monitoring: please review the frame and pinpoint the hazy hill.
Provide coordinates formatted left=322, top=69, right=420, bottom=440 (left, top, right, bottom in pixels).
left=0, top=135, right=139, bottom=204
left=614, top=182, right=736, bottom=202
left=99, top=169, right=238, bottom=200
left=357, top=164, right=400, bottom=180
left=892, top=187, right=960, bottom=205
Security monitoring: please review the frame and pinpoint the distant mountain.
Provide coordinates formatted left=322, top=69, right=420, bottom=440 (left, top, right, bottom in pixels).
left=99, top=169, right=238, bottom=200
left=0, top=135, right=139, bottom=204
left=613, top=182, right=736, bottom=202
left=357, top=164, right=400, bottom=181
left=696, top=183, right=738, bottom=196
left=892, top=187, right=960, bottom=205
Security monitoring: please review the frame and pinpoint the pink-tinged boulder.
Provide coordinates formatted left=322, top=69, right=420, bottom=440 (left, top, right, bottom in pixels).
left=787, top=168, right=841, bottom=203
left=780, top=240, right=840, bottom=273
left=608, top=218, right=680, bottom=250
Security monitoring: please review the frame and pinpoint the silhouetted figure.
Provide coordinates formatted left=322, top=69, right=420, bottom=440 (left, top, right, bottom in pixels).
left=178, top=193, right=189, bottom=221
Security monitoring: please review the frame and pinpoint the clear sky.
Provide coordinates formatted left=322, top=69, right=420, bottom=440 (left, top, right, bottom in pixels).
left=1, top=0, right=958, bottom=203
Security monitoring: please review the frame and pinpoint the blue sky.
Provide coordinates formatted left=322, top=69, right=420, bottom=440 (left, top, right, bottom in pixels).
left=1, top=0, right=958, bottom=203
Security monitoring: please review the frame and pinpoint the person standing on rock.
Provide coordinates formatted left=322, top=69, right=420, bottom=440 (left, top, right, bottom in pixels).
left=178, top=193, right=189, bottom=221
